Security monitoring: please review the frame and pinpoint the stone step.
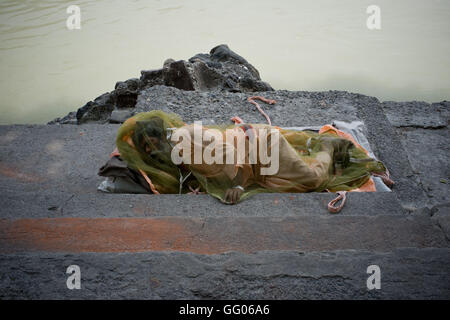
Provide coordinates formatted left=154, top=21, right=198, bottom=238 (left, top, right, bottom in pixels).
left=1, top=248, right=449, bottom=299
left=0, top=116, right=424, bottom=214
left=0, top=123, right=407, bottom=220
left=0, top=214, right=446, bottom=254
left=0, top=191, right=404, bottom=219
left=1, top=120, right=448, bottom=300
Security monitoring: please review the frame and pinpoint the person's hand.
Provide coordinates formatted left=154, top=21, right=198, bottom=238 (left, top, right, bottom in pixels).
left=224, top=187, right=244, bottom=204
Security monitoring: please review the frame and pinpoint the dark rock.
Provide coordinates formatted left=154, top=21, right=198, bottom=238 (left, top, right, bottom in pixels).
left=187, top=44, right=273, bottom=93
left=162, top=60, right=195, bottom=91
left=209, top=44, right=260, bottom=79
left=239, top=76, right=274, bottom=92
left=140, top=69, right=164, bottom=87
left=51, top=44, right=273, bottom=124
left=163, top=58, right=175, bottom=69
left=76, top=93, right=115, bottom=124
left=224, top=78, right=240, bottom=92
left=109, top=109, right=135, bottom=124
left=113, top=78, right=140, bottom=109
left=190, top=60, right=224, bottom=91
left=47, top=111, right=77, bottom=125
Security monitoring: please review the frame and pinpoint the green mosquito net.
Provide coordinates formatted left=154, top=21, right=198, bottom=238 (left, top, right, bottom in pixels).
left=116, top=110, right=388, bottom=203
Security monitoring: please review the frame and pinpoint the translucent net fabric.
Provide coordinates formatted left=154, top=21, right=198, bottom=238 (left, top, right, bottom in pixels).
left=116, top=111, right=388, bottom=203
left=116, top=111, right=189, bottom=194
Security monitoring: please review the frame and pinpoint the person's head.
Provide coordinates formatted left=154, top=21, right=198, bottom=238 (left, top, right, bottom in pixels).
left=133, top=117, right=170, bottom=155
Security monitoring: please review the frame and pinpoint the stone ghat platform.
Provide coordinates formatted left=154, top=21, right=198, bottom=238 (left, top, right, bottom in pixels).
left=0, top=90, right=449, bottom=299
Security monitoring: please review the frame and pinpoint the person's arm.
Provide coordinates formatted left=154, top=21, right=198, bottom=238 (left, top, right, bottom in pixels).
left=224, top=166, right=245, bottom=204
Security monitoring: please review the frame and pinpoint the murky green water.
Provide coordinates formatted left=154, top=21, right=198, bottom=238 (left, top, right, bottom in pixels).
left=0, top=0, right=449, bottom=124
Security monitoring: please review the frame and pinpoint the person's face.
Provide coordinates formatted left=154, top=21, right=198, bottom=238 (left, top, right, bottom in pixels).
left=149, top=136, right=160, bottom=146
left=144, top=136, right=160, bottom=153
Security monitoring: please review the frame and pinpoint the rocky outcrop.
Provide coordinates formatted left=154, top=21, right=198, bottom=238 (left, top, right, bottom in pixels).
left=50, top=44, right=273, bottom=125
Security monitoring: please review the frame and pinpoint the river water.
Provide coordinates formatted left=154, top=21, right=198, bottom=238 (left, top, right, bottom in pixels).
left=0, top=0, right=449, bottom=124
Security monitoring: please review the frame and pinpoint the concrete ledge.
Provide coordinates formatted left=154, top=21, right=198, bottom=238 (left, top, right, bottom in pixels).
left=0, top=191, right=404, bottom=219
left=0, top=123, right=408, bottom=219
left=1, top=248, right=449, bottom=299
left=0, top=215, right=446, bottom=254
